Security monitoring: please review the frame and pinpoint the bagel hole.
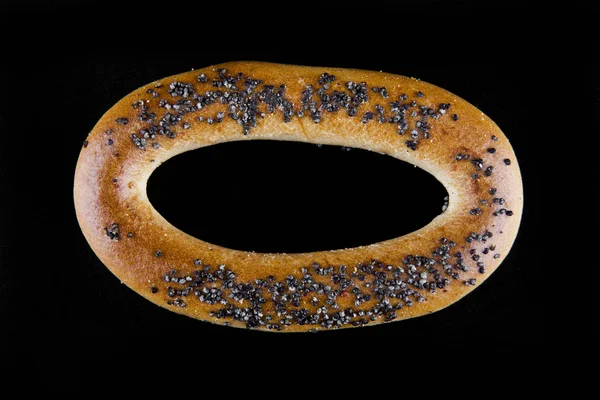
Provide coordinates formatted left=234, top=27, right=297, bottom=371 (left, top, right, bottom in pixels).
left=147, top=141, right=448, bottom=253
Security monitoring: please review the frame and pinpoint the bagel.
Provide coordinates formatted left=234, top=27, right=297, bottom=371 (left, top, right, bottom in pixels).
left=74, top=61, right=523, bottom=332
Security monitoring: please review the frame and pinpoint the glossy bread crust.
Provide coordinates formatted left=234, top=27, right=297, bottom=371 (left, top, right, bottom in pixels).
left=74, top=62, right=523, bottom=332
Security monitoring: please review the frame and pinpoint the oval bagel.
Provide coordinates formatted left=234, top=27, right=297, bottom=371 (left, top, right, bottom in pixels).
left=74, top=62, right=523, bottom=332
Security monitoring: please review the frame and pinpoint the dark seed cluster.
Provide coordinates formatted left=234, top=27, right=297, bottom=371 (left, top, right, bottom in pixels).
left=493, top=208, right=514, bottom=216
left=318, top=72, right=336, bottom=85
left=454, top=146, right=516, bottom=220
left=372, top=87, right=389, bottom=98
left=130, top=133, right=147, bottom=150
left=168, top=82, right=195, bottom=98
left=116, top=69, right=458, bottom=152
left=105, top=223, right=120, bottom=240
left=145, top=235, right=497, bottom=330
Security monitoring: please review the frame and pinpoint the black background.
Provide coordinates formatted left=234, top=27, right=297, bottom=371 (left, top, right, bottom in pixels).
left=0, top=0, right=595, bottom=392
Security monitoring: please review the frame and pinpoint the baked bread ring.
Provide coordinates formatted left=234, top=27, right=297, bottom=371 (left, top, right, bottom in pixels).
left=74, top=62, right=523, bottom=332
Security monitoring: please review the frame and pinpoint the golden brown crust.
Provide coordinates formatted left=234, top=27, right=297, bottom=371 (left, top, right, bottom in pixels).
left=74, top=62, right=523, bottom=332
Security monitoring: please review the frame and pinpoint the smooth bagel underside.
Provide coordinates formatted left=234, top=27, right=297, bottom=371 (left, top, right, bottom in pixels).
left=74, top=62, right=523, bottom=332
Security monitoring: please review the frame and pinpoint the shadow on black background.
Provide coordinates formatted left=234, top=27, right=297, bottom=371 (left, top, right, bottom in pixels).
left=0, top=0, right=594, bottom=393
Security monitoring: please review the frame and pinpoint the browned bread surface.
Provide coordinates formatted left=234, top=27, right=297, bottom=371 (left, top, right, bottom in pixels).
left=74, top=61, right=523, bottom=332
